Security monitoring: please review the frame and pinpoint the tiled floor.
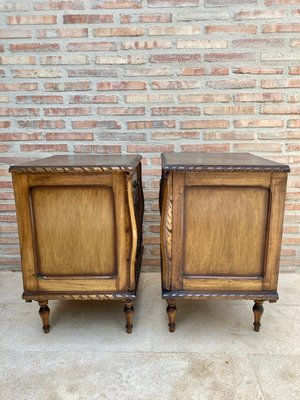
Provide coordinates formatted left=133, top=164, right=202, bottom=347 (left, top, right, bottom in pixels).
left=1, top=271, right=299, bottom=400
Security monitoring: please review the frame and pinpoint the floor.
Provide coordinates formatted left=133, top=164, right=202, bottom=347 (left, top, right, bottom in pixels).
left=0, top=271, right=299, bottom=400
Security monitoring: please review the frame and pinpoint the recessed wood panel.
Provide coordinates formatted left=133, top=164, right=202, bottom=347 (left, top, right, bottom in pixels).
left=183, top=186, right=269, bottom=277
left=31, top=186, right=116, bottom=277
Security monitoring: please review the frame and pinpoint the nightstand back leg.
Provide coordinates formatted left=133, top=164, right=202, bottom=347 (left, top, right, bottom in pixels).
left=167, top=299, right=177, bottom=333
left=253, top=300, right=264, bottom=332
left=124, top=301, right=134, bottom=334
left=38, top=300, right=50, bottom=334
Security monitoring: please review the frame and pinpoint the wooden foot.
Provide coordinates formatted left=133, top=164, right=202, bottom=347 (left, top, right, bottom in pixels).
left=38, top=300, right=50, bottom=334
left=167, top=299, right=177, bottom=333
left=124, top=301, right=134, bottom=334
left=253, top=300, right=264, bottom=332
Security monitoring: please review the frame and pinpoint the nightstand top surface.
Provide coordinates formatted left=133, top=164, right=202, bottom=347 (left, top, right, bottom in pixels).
left=162, top=152, right=290, bottom=172
left=9, top=154, right=142, bottom=173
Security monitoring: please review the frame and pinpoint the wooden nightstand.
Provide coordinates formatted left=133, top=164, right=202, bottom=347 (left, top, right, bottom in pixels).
left=10, top=155, right=144, bottom=334
left=159, top=152, right=290, bottom=333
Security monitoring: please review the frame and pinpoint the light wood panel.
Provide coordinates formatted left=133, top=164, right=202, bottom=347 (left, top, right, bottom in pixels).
left=183, top=186, right=269, bottom=277
left=183, top=276, right=262, bottom=291
left=31, top=186, right=116, bottom=277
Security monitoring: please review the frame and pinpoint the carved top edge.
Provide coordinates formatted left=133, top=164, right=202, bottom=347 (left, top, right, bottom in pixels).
left=162, top=152, right=290, bottom=173
left=9, top=154, right=142, bottom=174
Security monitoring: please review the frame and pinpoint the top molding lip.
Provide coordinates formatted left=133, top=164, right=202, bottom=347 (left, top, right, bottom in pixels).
left=161, top=152, right=290, bottom=173
left=9, top=154, right=142, bottom=174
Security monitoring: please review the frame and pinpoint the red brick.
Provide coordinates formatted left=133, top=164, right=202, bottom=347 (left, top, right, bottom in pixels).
left=205, top=105, right=255, bottom=115
left=93, top=27, right=144, bottom=36
left=44, top=107, right=91, bottom=116
left=287, top=144, right=300, bottom=151
left=151, top=131, right=200, bottom=140
left=12, top=69, right=62, bottom=78
left=68, top=69, right=118, bottom=77
left=179, top=94, right=230, bottom=103
left=139, top=13, right=172, bottom=23
left=205, top=25, right=257, bottom=34
left=0, top=108, right=39, bottom=116
left=233, top=143, right=282, bottom=152
left=148, top=0, right=199, bottom=5
left=121, top=41, right=172, bottom=50
left=70, top=95, right=118, bottom=104
left=261, top=105, right=300, bottom=114
left=204, top=131, right=255, bottom=140
left=205, top=53, right=255, bottom=62
left=149, top=26, right=200, bottom=35
left=127, top=144, right=174, bottom=152
left=261, top=79, right=300, bottom=88
left=234, top=119, right=284, bottom=128
left=182, top=144, right=230, bottom=152
left=38, top=28, right=88, bottom=38
left=150, top=54, right=201, bottom=63
left=0, top=133, right=42, bottom=141
left=289, top=66, right=300, bottom=75
left=91, top=0, right=142, bottom=8
left=207, top=79, right=256, bottom=89
left=179, top=68, right=205, bottom=76
left=0, top=121, right=11, bottom=128
left=0, top=29, right=31, bottom=38
left=0, top=83, right=37, bottom=91
left=44, top=81, right=91, bottom=91
left=235, top=93, right=283, bottom=102
left=34, top=1, right=84, bottom=10
left=235, top=10, right=285, bottom=19
left=233, top=67, right=284, bottom=75
left=67, top=42, right=116, bottom=51
left=64, top=14, right=113, bottom=23
left=21, top=144, right=68, bottom=152
left=0, top=145, right=11, bottom=152
left=18, top=120, right=65, bottom=129
left=97, top=81, right=146, bottom=90
left=127, top=120, right=175, bottom=129
left=181, top=120, right=229, bottom=129
left=151, top=80, right=200, bottom=90
left=72, top=120, right=120, bottom=129
left=287, top=120, right=300, bottom=128
left=263, top=24, right=300, bottom=33
left=0, top=56, right=35, bottom=65
left=97, top=107, right=145, bottom=115
left=151, top=107, right=201, bottom=116
left=10, top=43, right=59, bottom=52
left=45, top=132, right=94, bottom=141
left=16, top=95, right=63, bottom=104
left=207, top=0, right=257, bottom=4
left=41, top=55, right=87, bottom=65
left=7, top=15, right=57, bottom=24
left=125, top=94, right=174, bottom=103
left=73, top=144, right=121, bottom=153
left=233, top=38, right=284, bottom=47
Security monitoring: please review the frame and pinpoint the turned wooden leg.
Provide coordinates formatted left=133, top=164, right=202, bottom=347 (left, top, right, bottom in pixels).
left=166, top=299, right=177, bottom=333
left=124, top=301, right=134, bottom=334
left=253, top=300, right=264, bottom=332
left=38, top=300, right=50, bottom=334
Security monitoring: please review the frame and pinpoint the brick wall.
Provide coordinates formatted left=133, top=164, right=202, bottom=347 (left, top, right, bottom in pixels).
left=0, top=0, right=299, bottom=271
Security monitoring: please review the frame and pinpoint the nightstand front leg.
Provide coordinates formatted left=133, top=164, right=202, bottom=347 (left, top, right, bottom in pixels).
left=38, top=300, right=50, bottom=334
left=167, top=299, right=177, bottom=333
left=253, top=300, right=264, bottom=332
left=124, top=301, right=134, bottom=334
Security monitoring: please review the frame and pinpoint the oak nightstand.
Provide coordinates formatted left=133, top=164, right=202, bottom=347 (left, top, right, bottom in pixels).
left=159, top=152, right=289, bottom=333
left=10, top=154, right=144, bottom=334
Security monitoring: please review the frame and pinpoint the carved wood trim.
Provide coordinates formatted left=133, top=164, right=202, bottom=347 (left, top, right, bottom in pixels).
left=126, top=173, right=138, bottom=291
left=163, top=166, right=290, bottom=173
left=162, top=291, right=278, bottom=301
left=23, top=292, right=136, bottom=301
left=10, top=166, right=137, bottom=174
left=160, top=171, right=172, bottom=291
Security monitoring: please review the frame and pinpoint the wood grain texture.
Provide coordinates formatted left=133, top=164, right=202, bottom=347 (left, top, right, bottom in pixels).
left=160, top=152, right=289, bottom=332
left=31, top=186, right=117, bottom=277
left=184, top=186, right=269, bottom=277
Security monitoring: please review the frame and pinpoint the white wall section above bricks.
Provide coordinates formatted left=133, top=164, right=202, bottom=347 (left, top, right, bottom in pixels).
left=0, top=0, right=299, bottom=271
